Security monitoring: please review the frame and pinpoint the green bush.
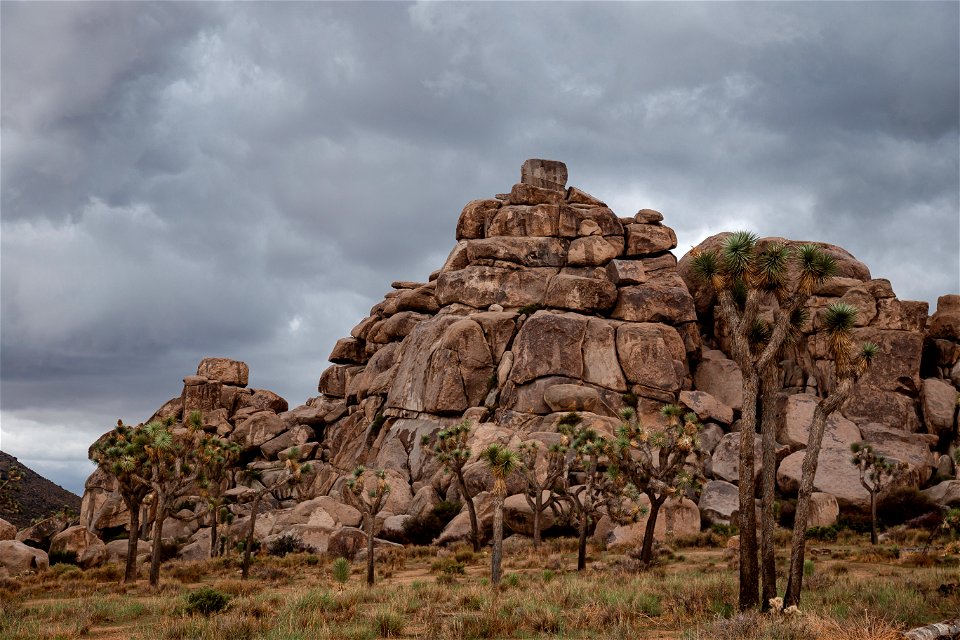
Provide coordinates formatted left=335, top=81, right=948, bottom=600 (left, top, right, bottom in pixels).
left=331, top=557, right=351, bottom=585
left=267, top=532, right=314, bottom=557
left=806, top=525, right=840, bottom=541
left=878, top=488, right=940, bottom=526
left=184, top=586, right=231, bottom=616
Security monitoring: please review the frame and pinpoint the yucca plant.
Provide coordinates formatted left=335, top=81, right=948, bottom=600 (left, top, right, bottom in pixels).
left=851, top=443, right=906, bottom=545
left=424, top=420, right=481, bottom=551
left=607, top=403, right=706, bottom=566
left=480, top=444, right=521, bottom=585
left=783, top=302, right=879, bottom=607
left=344, top=465, right=391, bottom=586
left=331, top=556, right=351, bottom=591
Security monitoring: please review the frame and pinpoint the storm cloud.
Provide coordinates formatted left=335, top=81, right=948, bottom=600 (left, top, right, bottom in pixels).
left=2, top=2, right=957, bottom=494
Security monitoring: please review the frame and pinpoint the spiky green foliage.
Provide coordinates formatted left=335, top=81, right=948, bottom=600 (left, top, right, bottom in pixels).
left=794, top=243, right=837, bottom=295
left=722, top=231, right=759, bottom=280
left=752, top=241, right=789, bottom=294
left=480, top=444, right=521, bottom=498
left=430, top=421, right=473, bottom=469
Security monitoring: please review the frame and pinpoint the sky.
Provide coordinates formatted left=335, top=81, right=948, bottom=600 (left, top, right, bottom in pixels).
left=1, top=2, right=958, bottom=497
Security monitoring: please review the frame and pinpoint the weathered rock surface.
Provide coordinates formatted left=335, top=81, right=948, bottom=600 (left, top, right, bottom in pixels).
left=77, top=158, right=951, bottom=569
left=606, top=496, right=700, bottom=549
left=48, top=526, right=107, bottom=569
left=0, top=540, right=49, bottom=575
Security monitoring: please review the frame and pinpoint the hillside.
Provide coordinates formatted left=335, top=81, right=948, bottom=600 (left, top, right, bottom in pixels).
left=0, top=451, right=81, bottom=529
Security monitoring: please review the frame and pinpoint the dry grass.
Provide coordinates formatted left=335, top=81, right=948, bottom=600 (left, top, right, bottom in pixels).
left=0, top=535, right=957, bottom=639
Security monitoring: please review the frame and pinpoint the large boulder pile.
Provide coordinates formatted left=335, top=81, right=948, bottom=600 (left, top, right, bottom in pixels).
left=74, top=159, right=956, bottom=565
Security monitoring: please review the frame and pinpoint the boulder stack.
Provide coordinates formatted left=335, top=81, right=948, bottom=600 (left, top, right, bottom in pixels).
left=74, top=159, right=955, bottom=561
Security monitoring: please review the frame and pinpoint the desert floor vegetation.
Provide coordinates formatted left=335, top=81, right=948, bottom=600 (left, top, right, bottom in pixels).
left=1, top=533, right=957, bottom=640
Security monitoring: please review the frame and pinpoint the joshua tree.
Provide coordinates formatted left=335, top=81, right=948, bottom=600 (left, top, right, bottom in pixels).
left=782, top=303, right=878, bottom=607
left=515, top=440, right=568, bottom=548
left=554, top=413, right=617, bottom=571
left=344, top=466, right=391, bottom=587
left=850, top=442, right=905, bottom=545
left=198, top=437, right=241, bottom=558
left=132, top=413, right=220, bottom=588
left=426, top=421, right=481, bottom=551
left=479, top=444, right=521, bottom=585
left=689, top=232, right=838, bottom=610
left=240, top=453, right=311, bottom=580
left=607, top=404, right=706, bottom=566
left=89, top=420, right=155, bottom=583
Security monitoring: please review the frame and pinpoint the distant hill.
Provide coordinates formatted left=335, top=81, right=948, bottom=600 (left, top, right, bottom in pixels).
left=0, top=451, right=81, bottom=530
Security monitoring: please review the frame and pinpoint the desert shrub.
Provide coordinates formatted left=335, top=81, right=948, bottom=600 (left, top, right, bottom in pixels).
left=838, top=511, right=873, bottom=534
left=402, top=500, right=461, bottom=546
left=430, top=557, right=465, bottom=575
left=88, top=563, right=123, bottom=582
left=372, top=608, right=404, bottom=637
left=267, top=532, right=314, bottom=557
left=878, top=488, right=938, bottom=527
left=184, top=586, right=231, bottom=616
left=518, top=303, right=541, bottom=316
left=48, top=550, right=79, bottom=566
left=331, top=557, right=351, bottom=586
left=170, top=562, right=206, bottom=583
left=806, top=524, right=840, bottom=541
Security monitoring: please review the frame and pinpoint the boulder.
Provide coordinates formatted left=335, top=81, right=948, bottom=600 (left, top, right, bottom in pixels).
left=606, top=496, right=700, bottom=549
left=929, top=294, right=960, bottom=340
left=232, top=411, right=289, bottom=450
left=544, top=275, right=618, bottom=313
left=466, top=237, right=567, bottom=267
left=436, top=491, right=494, bottom=546
left=0, top=540, right=49, bottom=574
left=543, top=384, right=601, bottom=413
left=181, top=376, right=222, bottom=418
left=582, top=318, right=627, bottom=391
left=858, top=423, right=936, bottom=485
left=509, top=312, right=587, bottom=384
left=679, top=390, right=733, bottom=425
left=457, top=199, right=500, bottom=240
left=435, top=265, right=556, bottom=309
left=319, top=364, right=349, bottom=398
left=616, top=323, right=682, bottom=392
left=778, top=394, right=862, bottom=450
left=693, top=353, right=743, bottom=411
left=843, top=385, right=921, bottom=432
left=49, top=526, right=107, bottom=569
left=921, top=378, right=958, bottom=437
left=698, top=480, right=739, bottom=525
left=612, top=283, right=697, bottom=324
left=486, top=204, right=560, bottom=237
left=0, top=518, right=16, bottom=541
left=260, top=425, right=313, bottom=459
left=329, top=338, right=366, bottom=364
left=711, top=433, right=764, bottom=484
left=567, top=236, right=621, bottom=266
left=105, top=539, right=152, bottom=565
left=921, top=480, right=960, bottom=507
left=235, top=389, right=288, bottom=414
left=503, top=491, right=559, bottom=536
left=521, top=159, right=567, bottom=191
left=777, top=448, right=876, bottom=509
left=624, top=224, right=678, bottom=257
left=605, top=259, right=646, bottom=286
left=808, top=493, right=839, bottom=529
left=17, top=513, right=70, bottom=550
left=197, top=358, right=249, bottom=387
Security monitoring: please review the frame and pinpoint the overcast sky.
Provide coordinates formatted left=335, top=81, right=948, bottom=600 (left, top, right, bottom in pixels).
left=2, top=2, right=958, bottom=497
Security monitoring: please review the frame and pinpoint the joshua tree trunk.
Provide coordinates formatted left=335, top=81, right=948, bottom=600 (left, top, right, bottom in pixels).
left=532, top=491, right=543, bottom=548
left=148, top=496, right=167, bottom=588
left=869, top=491, right=878, bottom=545
left=737, top=369, right=760, bottom=611
left=759, top=362, right=780, bottom=609
left=491, top=495, right=504, bottom=585
left=210, top=508, right=219, bottom=558
left=242, top=493, right=262, bottom=581
left=640, top=494, right=665, bottom=566
left=577, top=510, right=588, bottom=571
left=366, top=511, right=375, bottom=586
left=124, top=497, right=141, bottom=584
left=456, top=470, right=481, bottom=552
left=783, top=379, right=852, bottom=608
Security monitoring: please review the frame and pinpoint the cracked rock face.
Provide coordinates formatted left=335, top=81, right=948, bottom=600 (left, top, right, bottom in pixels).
left=77, top=159, right=956, bottom=556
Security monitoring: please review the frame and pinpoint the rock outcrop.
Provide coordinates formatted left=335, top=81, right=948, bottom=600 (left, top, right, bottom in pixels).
left=73, top=159, right=956, bottom=565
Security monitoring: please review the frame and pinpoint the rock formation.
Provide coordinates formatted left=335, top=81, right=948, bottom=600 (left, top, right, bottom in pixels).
left=60, top=159, right=958, bottom=573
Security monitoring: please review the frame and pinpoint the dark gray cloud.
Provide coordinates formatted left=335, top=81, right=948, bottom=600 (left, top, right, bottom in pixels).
left=2, top=1, right=957, bottom=494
